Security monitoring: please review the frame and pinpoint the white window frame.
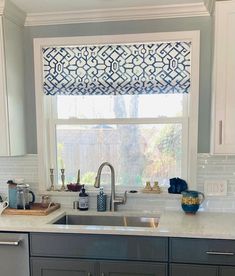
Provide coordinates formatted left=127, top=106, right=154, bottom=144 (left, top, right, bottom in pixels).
left=34, top=31, right=200, bottom=193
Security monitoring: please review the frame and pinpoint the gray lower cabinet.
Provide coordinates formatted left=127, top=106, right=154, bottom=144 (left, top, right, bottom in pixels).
left=31, top=257, right=96, bottom=276
left=30, top=234, right=235, bottom=276
left=170, top=264, right=235, bottom=276
left=0, top=232, right=30, bottom=276
left=170, top=238, right=235, bottom=276
left=220, top=266, right=235, bottom=276
left=31, top=258, right=167, bottom=276
left=30, top=233, right=168, bottom=276
left=170, top=238, right=235, bottom=266
left=30, top=233, right=168, bottom=262
left=170, top=264, right=218, bottom=276
left=100, top=260, right=167, bottom=276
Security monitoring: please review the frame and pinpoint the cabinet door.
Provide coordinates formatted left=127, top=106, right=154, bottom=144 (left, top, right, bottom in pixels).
left=31, top=258, right=96, bottom=276
left=220, top=266, right=235, bottom=276
left=0, top=233, right=29, bottom=276
left=212, top=2, right=235, bottom=154
left=0, top=16, right=10, bottom=155
left=99, top=260, right=167, bottom=276
left=2, top=16, right=26, bottom=155
left=170, top=264, right=217, bottom=276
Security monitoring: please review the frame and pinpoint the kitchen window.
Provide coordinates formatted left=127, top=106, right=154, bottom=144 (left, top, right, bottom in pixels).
left=34, top=32, right=199, bottom=192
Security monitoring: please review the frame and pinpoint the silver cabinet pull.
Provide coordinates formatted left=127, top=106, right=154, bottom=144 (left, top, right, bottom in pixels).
left=101, top=273, right=105, bottom=276
left=219, top=120, right=223, bottom=145
left=0, top=240, right=20, bottom=246
left=87, top=273, right=91, bottom=276
left=206, top=251, right=234, bottom=256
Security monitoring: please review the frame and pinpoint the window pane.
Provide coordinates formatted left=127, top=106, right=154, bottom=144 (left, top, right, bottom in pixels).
left=57, top=94, right=184, bottom=119
left=56, top=124, right=182, bottom=187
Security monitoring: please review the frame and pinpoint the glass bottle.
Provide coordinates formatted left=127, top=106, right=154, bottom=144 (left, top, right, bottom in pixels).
left=97, top=187, right=107, bottom=212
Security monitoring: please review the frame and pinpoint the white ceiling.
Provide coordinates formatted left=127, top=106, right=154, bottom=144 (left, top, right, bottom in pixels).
left=10, top=0, right=203, bottom=13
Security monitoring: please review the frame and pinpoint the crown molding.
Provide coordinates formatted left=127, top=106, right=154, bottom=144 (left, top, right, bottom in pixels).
left=204, top=0, right=215, bottom=14
left=0, top=0, right=26, bottom=26
left=25, top=3, right=210, bottom=27
left=4, top=0, right=26, bottom=26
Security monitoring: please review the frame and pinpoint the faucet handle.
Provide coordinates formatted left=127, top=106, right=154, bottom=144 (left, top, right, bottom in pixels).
left=114, top=191, right=127, bottom=205
left=123, top=191, right=127, bottom=204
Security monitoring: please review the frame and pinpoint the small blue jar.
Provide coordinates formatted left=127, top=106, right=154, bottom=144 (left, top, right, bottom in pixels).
left=97, top=187, right=107, bottom=212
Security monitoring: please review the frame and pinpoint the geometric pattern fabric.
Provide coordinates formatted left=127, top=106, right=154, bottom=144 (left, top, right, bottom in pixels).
left=42, top=41, right=191, bottom=95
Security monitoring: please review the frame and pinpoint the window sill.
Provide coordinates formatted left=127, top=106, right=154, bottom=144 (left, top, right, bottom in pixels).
left=39, top=189, right=182, bottom=199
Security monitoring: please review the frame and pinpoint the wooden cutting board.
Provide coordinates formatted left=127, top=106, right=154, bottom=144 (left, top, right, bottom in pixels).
left=3, top=203, right=60, bottom=216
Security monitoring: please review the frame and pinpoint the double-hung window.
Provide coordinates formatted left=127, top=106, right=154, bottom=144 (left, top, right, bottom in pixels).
left=34, top=32, right=199, bottom=192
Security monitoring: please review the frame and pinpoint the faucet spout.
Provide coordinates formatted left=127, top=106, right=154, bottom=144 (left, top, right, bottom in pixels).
left=94, top=162, right=126, bottom=211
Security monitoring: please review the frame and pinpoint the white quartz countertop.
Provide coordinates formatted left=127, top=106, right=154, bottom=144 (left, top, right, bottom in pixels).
left=1, top=208, right=235, bottom=239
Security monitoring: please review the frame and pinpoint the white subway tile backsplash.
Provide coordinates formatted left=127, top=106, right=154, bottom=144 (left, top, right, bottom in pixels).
left=0, top=153, right=235, bottom=211
left=0, top=155, right=38, bottom=200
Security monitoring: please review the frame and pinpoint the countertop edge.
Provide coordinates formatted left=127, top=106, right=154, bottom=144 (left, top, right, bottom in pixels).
left=1, top=209, right=235, bottom=240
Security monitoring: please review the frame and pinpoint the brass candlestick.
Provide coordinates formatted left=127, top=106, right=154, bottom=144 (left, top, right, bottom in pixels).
left=48, top=168, right=55, bottom=191
left=60, top=168, right=66, bottom=191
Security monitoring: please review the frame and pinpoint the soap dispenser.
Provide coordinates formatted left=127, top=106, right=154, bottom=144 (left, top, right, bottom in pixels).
left=78, top=185, right=89, bottom=211
left=97, top=187, right=107, bottom=212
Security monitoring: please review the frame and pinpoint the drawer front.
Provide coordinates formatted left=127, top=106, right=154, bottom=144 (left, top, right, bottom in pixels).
left=30, top=233, right=168, bottom=261
left=170, top=238, right=235, bottom=265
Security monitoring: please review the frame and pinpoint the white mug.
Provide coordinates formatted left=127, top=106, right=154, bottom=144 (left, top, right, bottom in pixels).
left=0, top=201, right=9, bottom=215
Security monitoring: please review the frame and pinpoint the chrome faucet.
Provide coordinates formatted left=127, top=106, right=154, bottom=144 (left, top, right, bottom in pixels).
left=94, top=162, right=127, bottom=211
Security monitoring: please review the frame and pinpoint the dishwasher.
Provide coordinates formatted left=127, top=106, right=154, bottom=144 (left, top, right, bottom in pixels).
left=0, top=232, right=29, bottom=276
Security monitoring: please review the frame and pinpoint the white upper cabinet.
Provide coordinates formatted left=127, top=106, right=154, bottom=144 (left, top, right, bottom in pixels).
left=0, top=15, right=26, bottom=156
left=211, top=1, right=235, bottom=154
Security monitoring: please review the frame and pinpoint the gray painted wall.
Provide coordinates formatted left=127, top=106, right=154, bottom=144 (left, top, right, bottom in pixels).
left=24, top=16, right=212, bottom=154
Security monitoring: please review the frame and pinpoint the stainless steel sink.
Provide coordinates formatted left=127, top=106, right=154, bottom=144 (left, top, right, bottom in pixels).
left=53, top=215, right=159, bottom=228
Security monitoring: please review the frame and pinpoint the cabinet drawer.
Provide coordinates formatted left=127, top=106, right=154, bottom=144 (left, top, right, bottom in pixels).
left=30, top=233, right=168, bottom=261
left=170, top=238, right=235, bottom=265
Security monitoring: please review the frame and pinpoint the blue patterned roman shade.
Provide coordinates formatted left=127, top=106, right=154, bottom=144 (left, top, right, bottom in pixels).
left=42, top=41, right=191, bottom=96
